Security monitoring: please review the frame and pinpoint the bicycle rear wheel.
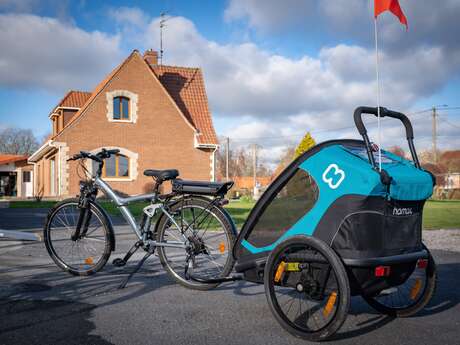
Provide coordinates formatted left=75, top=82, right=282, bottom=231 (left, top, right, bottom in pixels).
left=157, top=197, right=236, bottom=290
left=44, top=199, right=113, bottom=276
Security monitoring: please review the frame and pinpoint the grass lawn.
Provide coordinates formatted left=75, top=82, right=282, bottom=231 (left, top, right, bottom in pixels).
left=224, top=199, right=460, bottom=231
left=7, top=199, right=460, bottom=230
left=9, top=200, right=57, bottom=209
left=423, top=200, right=460, bottom=230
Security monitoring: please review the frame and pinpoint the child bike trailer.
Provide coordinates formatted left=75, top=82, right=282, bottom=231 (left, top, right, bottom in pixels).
left=231, top=106, right=437, bottom=341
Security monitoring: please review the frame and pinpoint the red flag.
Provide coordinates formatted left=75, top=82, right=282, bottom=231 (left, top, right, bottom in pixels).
left=374, top=0, right=408, bottom=28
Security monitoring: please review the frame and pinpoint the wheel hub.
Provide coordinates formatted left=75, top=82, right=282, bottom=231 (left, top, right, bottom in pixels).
left=187, top=235, right=208, bottom=256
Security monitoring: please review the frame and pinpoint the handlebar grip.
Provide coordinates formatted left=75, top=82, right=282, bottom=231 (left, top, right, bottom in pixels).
left=353, top=106, right=379, bottom=135
left=384, top=109, right=414, bottom=139
left=353, top=106, right=420, bottom=169
left=353, top=106, right=414, bottom=139
left=107, top=149, right=120, bottom=155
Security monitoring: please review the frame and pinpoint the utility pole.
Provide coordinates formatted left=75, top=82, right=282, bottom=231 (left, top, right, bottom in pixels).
left=252, top=144, right=258, bottom=189
left=225, top=137, right=230, bottom=181
left=432, top=106, right=437, bottom=163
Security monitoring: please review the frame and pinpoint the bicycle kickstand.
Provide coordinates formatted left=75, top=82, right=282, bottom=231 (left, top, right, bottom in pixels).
left=113, top=240, right=142, bottom=267
left=118, top=246, right=154, bottom=289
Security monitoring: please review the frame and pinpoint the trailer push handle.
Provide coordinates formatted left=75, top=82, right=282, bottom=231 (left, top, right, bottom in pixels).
left=353, top=106, right=421, bottom=169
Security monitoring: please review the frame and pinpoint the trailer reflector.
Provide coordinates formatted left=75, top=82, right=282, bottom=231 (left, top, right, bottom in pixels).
left=374, top=266, right=391, bottom=277
left=323, top=292, right=337, bottom=317
left=274, top=261, right=286, bottom=282
left=410, top=278, right=422, bottom=300
left=417, top=259, right=428, bottom=269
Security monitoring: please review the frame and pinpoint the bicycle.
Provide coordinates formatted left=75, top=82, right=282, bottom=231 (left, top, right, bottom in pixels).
left=44, top=148, right=236, bottom=289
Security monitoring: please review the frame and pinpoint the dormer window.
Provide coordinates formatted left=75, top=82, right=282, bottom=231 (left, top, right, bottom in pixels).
left=113, top=96, right=130, bottom=120
left=106, top=90, right=138, bottom=123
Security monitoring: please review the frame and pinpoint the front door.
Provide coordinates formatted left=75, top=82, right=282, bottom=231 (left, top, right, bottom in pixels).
left=22, top=171, right=33, bottom=197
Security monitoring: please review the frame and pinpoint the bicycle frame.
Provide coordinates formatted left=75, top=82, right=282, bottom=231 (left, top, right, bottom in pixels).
left=93, top=176, right=187, bottom=249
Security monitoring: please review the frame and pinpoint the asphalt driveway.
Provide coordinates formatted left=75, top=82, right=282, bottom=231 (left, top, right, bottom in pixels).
left=0, top=208, right=459, bottom=345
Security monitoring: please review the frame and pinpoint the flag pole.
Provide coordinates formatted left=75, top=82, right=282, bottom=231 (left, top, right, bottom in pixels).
left=374, top=16, right=382, bottom=171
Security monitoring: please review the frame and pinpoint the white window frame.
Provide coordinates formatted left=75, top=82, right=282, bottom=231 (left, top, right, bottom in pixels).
left=106, top=90, right=138, bottom=123
left=87, top=147, right=139, bottom=182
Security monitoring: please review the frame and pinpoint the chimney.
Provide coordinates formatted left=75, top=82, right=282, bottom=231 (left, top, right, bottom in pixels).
left=143, top=49, right=158, bottom=65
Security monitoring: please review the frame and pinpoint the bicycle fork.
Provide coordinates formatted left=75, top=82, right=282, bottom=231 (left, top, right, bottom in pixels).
left=71, top=201, right=92, bottom=241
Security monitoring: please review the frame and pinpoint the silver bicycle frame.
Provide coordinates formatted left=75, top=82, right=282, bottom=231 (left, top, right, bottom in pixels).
left=93, top=176, right=187, bottom=249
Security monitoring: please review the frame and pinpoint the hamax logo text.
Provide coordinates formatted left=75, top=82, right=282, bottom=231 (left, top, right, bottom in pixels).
left=392, top=207, right=413, bottom=216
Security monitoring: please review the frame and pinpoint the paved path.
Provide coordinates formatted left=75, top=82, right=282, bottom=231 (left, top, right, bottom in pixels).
left=0, top=208, right=459, bottom=345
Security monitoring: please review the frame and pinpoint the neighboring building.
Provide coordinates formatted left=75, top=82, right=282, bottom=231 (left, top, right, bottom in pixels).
left=0, top=154, right=33, bottom=198
left=232, top=176, right=273, bottom=198
left=29, top=50, right=218, bottom=198
left=443, top=173, right=460, bottom=189
left=233, top=176, right=273, bottom=191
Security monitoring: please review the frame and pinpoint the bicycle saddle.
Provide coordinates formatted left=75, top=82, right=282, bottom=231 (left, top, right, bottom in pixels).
left=143, top=169, right=179, bottom=181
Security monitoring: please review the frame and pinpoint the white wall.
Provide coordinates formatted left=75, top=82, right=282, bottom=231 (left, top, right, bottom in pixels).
left=0, top=163, right=16, bottom=172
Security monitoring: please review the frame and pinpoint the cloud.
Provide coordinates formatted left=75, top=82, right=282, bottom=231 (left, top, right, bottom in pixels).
left=0, top=0, right=40, bottom=13
left=108, top=6, right=149, bottom=28
left=224, top=0, right=315, bottom=33
left=0, top=13, right=122, bottom=92
left=144, top=16, right=451, bottom=117
left=137, top=13, right=459, bottom=163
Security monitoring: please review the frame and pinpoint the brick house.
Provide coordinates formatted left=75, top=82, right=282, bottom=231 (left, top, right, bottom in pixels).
left=28, top=50, right=218, bottom=198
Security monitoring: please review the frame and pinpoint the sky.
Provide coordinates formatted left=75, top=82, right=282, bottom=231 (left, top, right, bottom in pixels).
left=0, top=0, right=459, bottom=166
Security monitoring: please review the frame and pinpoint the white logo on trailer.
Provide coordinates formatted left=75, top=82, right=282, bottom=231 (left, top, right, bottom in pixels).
left=322, top=164, right=346, bottom=189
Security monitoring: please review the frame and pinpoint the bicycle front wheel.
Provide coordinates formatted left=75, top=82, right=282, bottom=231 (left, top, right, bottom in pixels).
left=157, top=197, right=236, bottom=290
left=44, top=199, right=113, bottom=276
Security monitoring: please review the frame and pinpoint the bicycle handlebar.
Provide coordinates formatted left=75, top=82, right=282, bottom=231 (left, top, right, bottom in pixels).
left=67, top=148, right=120, bottom=162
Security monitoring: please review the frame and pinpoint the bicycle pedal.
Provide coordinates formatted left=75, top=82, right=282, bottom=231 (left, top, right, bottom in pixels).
left=112, top=258, right=126, bottom=267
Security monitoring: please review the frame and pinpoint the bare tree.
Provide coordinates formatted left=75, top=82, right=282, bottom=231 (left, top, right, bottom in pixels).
left=273, top=146, right=296, bottom=177
left=0, top=128, right=39, bottom=155
left=388, top=145, right=406, bottom=158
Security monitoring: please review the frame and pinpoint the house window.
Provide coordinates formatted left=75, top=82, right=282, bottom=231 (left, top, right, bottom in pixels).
left=89, top=147, right=138, bottom=181
left=98, top=154, right=130, bottom=178
left=106, top=90, right=138, bottom=123
left=113, top=96, right=130, bottom=120
left=23, top=171, right=31, bottom=183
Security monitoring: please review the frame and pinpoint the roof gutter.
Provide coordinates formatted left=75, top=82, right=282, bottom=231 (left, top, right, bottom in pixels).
left=194, top=134, right=219, bottom=149
left=28, top=140, right=54, bottom=163
left=48, top=106, right=81, bottom=118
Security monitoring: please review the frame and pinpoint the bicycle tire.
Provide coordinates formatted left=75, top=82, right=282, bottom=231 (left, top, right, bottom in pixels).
left=157, top=197, right=236, bottom=290
left=264, top=236, right=350, bottom=341
left=44, top=198, right=113, bottom=276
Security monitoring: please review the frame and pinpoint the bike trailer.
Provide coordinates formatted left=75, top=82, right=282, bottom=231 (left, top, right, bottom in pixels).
left=233, top=107, right=435, bottom=296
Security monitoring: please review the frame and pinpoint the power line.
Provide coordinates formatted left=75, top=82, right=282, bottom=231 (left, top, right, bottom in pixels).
left=224, top=106, right=460, bottom=143
left=442, top=119, right=460, bottom=130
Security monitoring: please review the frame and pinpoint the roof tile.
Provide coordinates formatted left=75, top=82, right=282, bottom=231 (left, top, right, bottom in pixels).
left=56, top=90, right=91, bottom=109
left=0, top=154, right=29, bottom=165
left=151, top=65, right=218, bottom=145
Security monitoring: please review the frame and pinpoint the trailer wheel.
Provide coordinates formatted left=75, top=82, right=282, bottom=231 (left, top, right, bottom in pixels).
left=363, top=245, right=437, bottom=317
left=264, top=236, right=350, bottom=342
